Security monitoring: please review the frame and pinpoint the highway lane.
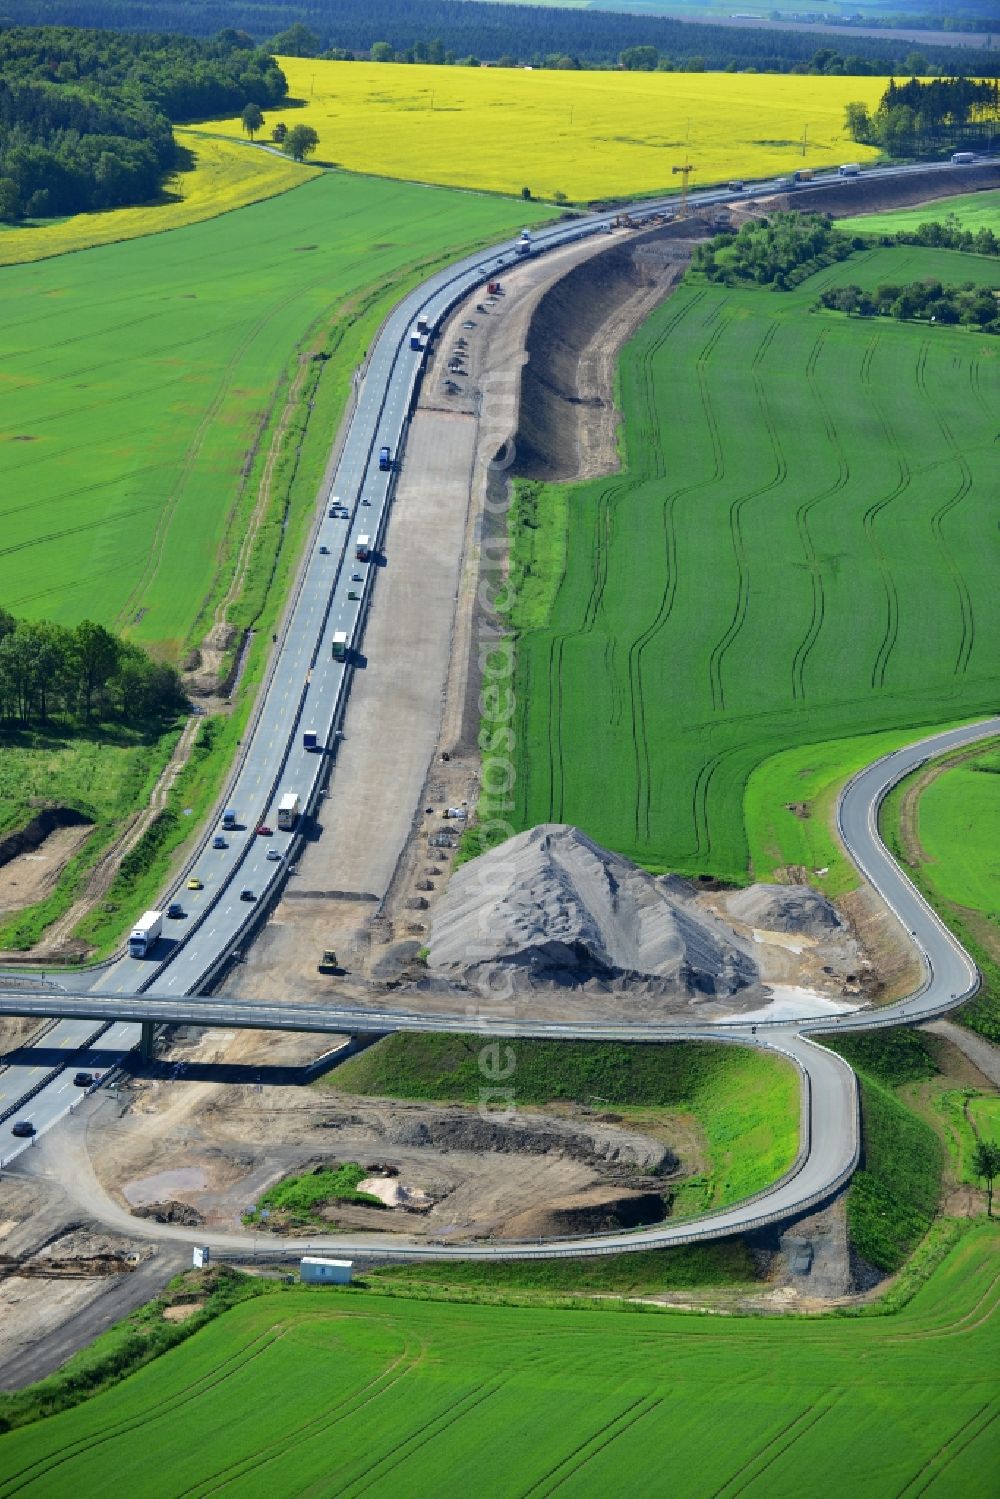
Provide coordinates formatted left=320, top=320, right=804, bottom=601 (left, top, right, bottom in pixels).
left=0, top=156, right=995, bottom=1214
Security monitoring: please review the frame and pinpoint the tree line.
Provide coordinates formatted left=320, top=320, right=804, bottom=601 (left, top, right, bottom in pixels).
left=0, top=610, right=186, bottom=729
left=0, top=0, right=993, bottom=78
left=691, top=213, right=861, bottom=291
left=0, top=27, right=287, bottom=223
left=846, top=76, right=1000, bottom=157
left=816, top=278, right=1000, bottom=333
left=867, top=214, right=999, bottom=258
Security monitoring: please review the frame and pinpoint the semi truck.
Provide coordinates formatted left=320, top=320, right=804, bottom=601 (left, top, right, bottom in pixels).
left=277, top=793, right=301, bottom=831
left=378, top=446, right=392, bottom=471
left=129, top=910, right=163, bottom=958
left=356, top=535, right=371, bottom=561
left=792, top=169, right=814, bottom=183
left=332, top=630, right=348, bottom=662
left=303, top=729, right=318, bottom=751
left=410, top=332, right=424, bottom=351
left=416, top=314, right=431, bottom=335
left=222, top=807, right=238, bottom=830
left=516, top=231, right=533, bottom=257
left=951, top=151, right=975, bottom=165
left=838, top=163, right=861, bottom=177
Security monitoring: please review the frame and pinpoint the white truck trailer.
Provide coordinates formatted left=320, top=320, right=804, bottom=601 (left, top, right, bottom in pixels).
left=277, top=792, right=301, bottom=831
left=129, top=910, right=163, bottom=958
left=332, top=630, right=348, bottom=662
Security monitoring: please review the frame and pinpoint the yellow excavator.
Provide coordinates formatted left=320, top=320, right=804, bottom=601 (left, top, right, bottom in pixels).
left=318, top=949, right=338, bottom=974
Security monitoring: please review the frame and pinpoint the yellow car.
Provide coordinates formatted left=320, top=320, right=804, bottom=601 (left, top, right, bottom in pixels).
left=186, top=876, right=204, bottom=891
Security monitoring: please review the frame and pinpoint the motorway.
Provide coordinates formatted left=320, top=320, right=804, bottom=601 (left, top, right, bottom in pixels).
left=0, top=156, right=997, bottom=1253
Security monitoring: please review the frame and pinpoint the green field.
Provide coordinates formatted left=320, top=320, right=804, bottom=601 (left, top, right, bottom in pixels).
left=0, top=174, right=541, bottom=658
left=914, top=743, right=1000, bottom=912
left=1, top=1226, right=997, bottom=1497
left=841, top=188, right=1000, bottom=236
left=882, top=738, right=1000, bottom=1039
left=495, top=247, right=1000, bottom=880
left=327, top=1034, right=800, bottom=1214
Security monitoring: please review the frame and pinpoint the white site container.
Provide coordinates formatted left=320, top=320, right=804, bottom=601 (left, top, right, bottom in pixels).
left=299, top=1256, right=353, bottom=1285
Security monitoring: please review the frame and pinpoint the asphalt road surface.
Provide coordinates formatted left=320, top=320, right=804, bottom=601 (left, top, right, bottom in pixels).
left=1, top=158, right=996, bottom=1256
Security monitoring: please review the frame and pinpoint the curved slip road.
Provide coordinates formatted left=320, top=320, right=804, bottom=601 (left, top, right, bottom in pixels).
left=1, top=159, right=997, bottom=1255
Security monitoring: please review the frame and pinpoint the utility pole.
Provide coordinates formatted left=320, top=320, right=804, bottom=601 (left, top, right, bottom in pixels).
left=801, top=124, right=809, bottom=157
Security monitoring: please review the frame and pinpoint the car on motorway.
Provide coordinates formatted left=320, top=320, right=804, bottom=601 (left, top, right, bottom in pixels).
left=266, top=848, right=282, bottom=862
left=351, top=572, right=362, bottom=582
left=212, top=835, right=227, bottom=849
left=347, top=590, right=360, bottom=601
left=166, top=902, right=185, bottom=919
left=319, top=543, right=330, bottom=555
left=186, top=876, right=203, bottom=890
left=240, top=887, right=256, bottom=901
left=73, top=1071, right=96, bottom=1087
left=256, top=824, right=273, bottom=836
left=10, top=1120, right=35, bottom=1137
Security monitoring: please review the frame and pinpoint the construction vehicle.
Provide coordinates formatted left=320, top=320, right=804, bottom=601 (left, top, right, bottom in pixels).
left=318, top=948, right=339, bottom=974
left=671, top=162, right=696, bottom=218
left=487, top=279, right=501, bottom=295
left=612, top=212, right=637, bottom=229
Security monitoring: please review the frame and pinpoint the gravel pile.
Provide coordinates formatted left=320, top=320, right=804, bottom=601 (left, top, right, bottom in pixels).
left=724, top=884, right=843, bottom=938
left=428, top=824, right=759, bottom=1007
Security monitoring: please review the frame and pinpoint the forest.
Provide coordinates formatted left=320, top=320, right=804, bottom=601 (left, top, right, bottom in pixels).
left=0, top=1, right=992, bottom=77
left=0, top=27, right=287, bottom=221
left=0, top=610, right=186, bottom=730
left=846, top=75, right=1000, bottom=155
left=691, top=213, right=862, bottom=290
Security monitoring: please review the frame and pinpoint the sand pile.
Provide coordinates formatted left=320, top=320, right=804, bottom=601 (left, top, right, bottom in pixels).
left=428, top=825, right=758, bottom=1009
left=724, top=884, right=843, bottom=938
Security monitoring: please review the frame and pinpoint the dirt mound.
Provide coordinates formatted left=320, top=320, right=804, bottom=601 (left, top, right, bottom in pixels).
left=319, top=1106, right=673, bottom=1174
left=724, top=884, right=843, bottom=938
left=500, top=1186, right=665, bottom=1240
left=0, top=806, right=92, bottom=868
left=745, top=163, right=1000, bottom=221
left=429, top=824, right=758, bottom=1009
left=131, top=1200, right=205, bottom=1226
left=514, top=227, right=694, bottom=482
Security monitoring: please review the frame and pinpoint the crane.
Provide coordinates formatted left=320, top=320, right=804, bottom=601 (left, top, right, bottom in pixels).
left=672, top=161, right=696, bottom=219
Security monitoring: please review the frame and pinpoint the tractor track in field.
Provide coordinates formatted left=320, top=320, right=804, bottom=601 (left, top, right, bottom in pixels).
left=896, top=1404, right=998, bottom=1499
left=628, top=295, right=722, bottom=845
left=186, top=1330, right=425, bottom=1497
left=0, top=1326, right=281, bottom=1496
left=708, top=320, right=786, bottom=715
left=522, top=1393, right=664, bottom=1498
left=790, top=332, right=851, bottom=702
left=914, top=340, right=976, bottom=679
left=860, top=335, right=906, bottom=692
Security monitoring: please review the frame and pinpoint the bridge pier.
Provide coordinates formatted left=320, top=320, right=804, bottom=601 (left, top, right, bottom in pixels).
left=140, top=1022, right=156, bottom=1064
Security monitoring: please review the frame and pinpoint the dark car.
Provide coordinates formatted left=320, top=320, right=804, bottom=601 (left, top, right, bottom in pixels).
left=212, top=835, right=227, bottom=849
left=10, top=1120, right=35, bottom=1138
left=240, top=887, right=256, bottom=902
left=166, top=902, right=185, bottom=919
left=73, top=1071, right=95, bottom=1087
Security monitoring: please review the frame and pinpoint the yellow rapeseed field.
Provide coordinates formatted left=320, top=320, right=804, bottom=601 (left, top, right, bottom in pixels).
left=0, top=131, right=316, bottom=268
left=199, top=59, right=886, bottom=201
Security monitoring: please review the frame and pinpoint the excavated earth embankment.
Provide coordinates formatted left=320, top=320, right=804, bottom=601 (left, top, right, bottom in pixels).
left=746, top=161, right=1000, bottom=219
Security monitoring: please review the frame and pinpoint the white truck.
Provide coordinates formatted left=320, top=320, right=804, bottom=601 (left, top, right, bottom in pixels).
left=277, top=793, right=301, bottom=831
left=355, top=535, right=371, bottom=561
left=838, top=163, right=861, bottom=177
left=951, top=151, right=975, bottom=165
left=129, top=910, right=163, bottom=958
left=332, top=630, right=348, bottom=662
